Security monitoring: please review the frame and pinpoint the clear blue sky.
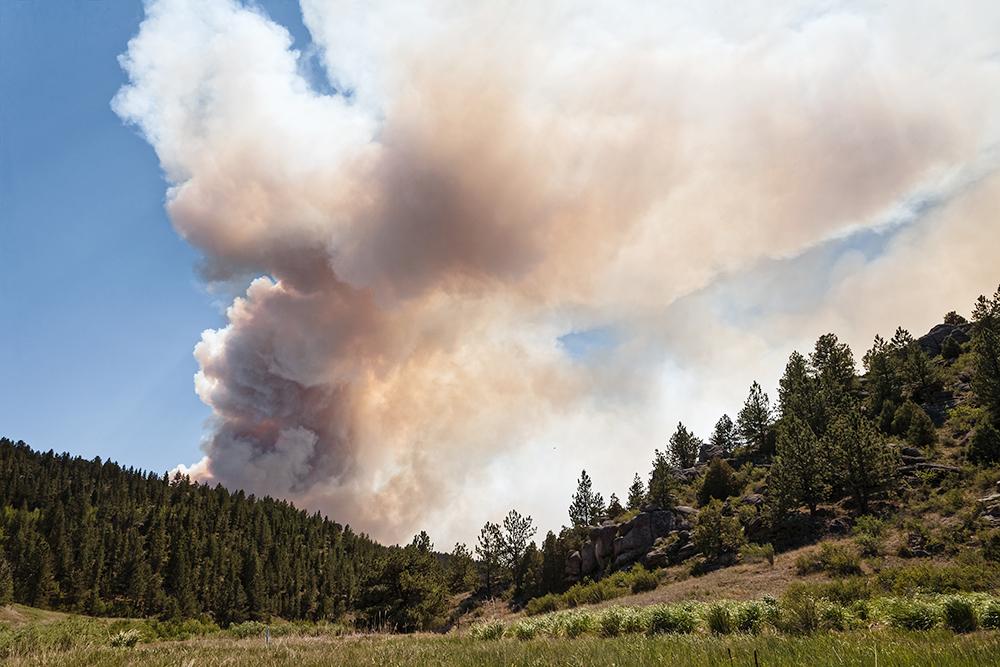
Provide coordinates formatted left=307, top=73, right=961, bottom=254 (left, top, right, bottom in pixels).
left=0, top=0, right=313, bottom=472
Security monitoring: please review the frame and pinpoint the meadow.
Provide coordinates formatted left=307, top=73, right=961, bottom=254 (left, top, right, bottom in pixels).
left=5, top=598, right=1000, bottom=666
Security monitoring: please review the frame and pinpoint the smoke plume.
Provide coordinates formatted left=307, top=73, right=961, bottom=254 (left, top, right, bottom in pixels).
left=115, top=0, right=1000, bottom=543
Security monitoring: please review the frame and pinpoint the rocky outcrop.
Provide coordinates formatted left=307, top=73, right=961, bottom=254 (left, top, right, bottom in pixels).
left=918, top=323, right=970, bottom=357
left=567, top=506, right=698, bottom=581
left=978, top=493, right=1000, bottom=527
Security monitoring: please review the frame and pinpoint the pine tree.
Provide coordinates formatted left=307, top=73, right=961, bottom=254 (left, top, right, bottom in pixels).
left=769, top=416, right=830, bottom=517
left=864, top=335, right=904, bottom=433
left=606, top=493, right=624, bottom=518
left=501, top=510, right=536, bottom=595
left=973, top=285, right=1000, bottom=424
left=942, top=334, right=962, bottom=360
left=828, top=408, right=900, bottom=513
left=539, top=531, right=566, bottom=595
left=668, top=422, right=701, bottom=469
left=779, top=351, right=825, bottom=435
left=708, top=414, right=739, bottom=458
left=810, top=333, right=857, bottom=410
left=568, top=470, right=603, bottom=527
left=446, top=544, right=477, bottom=593
left=475, top=522, right=503, bottom=597
left=693, top=500, right=744, bottom=560
left=627, top=473, right=646, bottom=511
left=647, top=449, right=676, bottom=509
left=738, top=381, right=774, bottom=454
left=969, top=420, right=1000, bottom=465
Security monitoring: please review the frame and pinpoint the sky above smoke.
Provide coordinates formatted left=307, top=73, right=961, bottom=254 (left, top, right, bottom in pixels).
left=114, top=0, right=1000, bottom=546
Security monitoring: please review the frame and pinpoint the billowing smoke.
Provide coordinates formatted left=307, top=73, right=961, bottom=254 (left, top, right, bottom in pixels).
left=115, top=0, right=1000, bottom=543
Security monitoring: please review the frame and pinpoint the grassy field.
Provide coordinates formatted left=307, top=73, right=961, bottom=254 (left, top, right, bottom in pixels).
left=4, top=602, right=1000, bottom=666
left=2, top=631, right=1000, bottom=666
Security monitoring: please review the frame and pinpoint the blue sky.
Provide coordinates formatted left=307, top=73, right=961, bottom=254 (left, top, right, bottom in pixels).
left=0, top=1, right=314, bottom=471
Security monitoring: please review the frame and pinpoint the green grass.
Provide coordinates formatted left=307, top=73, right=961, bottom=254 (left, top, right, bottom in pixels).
left=2, top=632, right=1000, bottom=666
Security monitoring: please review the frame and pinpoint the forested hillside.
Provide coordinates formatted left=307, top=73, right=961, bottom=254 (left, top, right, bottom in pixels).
left=0, top=442, right=384, bottom=623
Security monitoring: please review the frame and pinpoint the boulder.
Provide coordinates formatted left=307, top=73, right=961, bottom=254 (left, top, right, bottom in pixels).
left=591, top=523, right=619, bottom=569
left=900, top=463, right=961, bottom=478
left=741, top=493, right=765, bottom=507
left=918, top=323, right=970, bottom=357
left=698, top=441, right=726, bottom=464
left=565, top=551, right=581, bottom=580
left=674, top=541, right=697, bottom=562
left=580, top=541, right=597, bottom=576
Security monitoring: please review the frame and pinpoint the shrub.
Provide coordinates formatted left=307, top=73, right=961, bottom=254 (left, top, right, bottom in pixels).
left=982, top=601, right=1000, bottom=629
left=734, top=601, right=767, bottom=634
left=630, top=566, right=658, bottom=594
left=886, top=599, right=938, bottom=630
left=525, top=593, right=561, bottom=616
left=698, top=457, right=740, bottom=505
left=646, top=604, right=698, bottom=635
left=470, top=620, right=505, bottom=640
left=852, top=516, right=887, bottom=557
left=598, top=608, right=624, bottom=637
left=740, top=542, right=775, bottom=566
left=619, top=607, right=648, bottom=634
left=228, top=621, right=266, bottom=639
left=969, top=421, right=1000, bottom=465
left=508, top=620, right=540, bottom=640
left=906, top=407, right=937, bottom=447
left=795, top=543, right=863, bottom=577
left=562, top=611, right=593, bottom=638
left=693, top=499, right=745, bottom=560
left=704, top=603, right=733, bottom=634
left=779, top=596, right=820, bottom=635
left=109, top=629, right=141, bottom=648
left=942, top=334, right=962, bottom=360
left=942, top=596, right=978, bottom=633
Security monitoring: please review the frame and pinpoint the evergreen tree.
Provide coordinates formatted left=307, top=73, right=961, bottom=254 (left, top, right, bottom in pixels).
left=698, top=457, right=739, bottom=506
left=475, top=522, right=503, bottom=597
left=969, top=420, right=1000, bottom=465
left=627, top=473, right=646, bottom=511
left=942, top=334, right=962, bottom=360
left=769, top=416, right=830, bottom=517
left=647, top=449, right=676, bottom=509
left=0, top=554, right=12, bottom=605
left=568, top=470, right=604, bottom=527
left=446, top=544, right=477, bottom=593
left=778, top=351, right=825, bottom=436
left=972, top=285, right=1000, bottom=424
left=810, top=333, right=857, bottom=410
left=539, top=531, right=566, bottom=596
left=905, top=404, right=936, bottom=448
left=944, top=311, right=968, bottom=326
left=863, top=335, right=904, bottom=433
left=668, top=422, right=701, bottom=469
left=500, top=510, right=536, bottom=595
left=891, top=327, right=938, bottom=402
left=827, top=409, right=900, bottom=513
left=606, top=493, right=624, bottom=518
left=737, top=381, right=774, bottom=454
left=708, top=414, right=739, bottom=458
left=693, top=500, right=745, bottom=560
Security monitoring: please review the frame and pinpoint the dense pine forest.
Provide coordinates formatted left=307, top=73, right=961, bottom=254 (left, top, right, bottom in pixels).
left=0, top=442, right=385, bottom=623
left=2, top=283, right=1000, bottom=634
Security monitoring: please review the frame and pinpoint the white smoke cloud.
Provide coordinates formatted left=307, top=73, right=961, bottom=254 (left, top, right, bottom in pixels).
left=116, top=0, right=1000, bottom=544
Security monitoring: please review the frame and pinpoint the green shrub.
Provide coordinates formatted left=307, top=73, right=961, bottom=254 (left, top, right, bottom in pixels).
left=886, top=599, right=939, bottom=630
left=630, top=566, right=658, bottom=594
left=694, top=499, right=746, bottom=560
left=619, top=607, right=648, bottom=634
left=942, top=334, right=962, bottom=360
left=470, top=620, right=505, bottom=640
left=942, top=596, right=978, bottom=633
left=698, top=457, right=740, bottom=505
left=508, top=620, right=540, bottom=640
left=228, top=621, right=266, bottom=639
left=598, top=608, right=624, bottom=637
left=982, top=601, right=1000, bottom=629
left=562, top=611, right=593, bottom=638
left=969, top=421, right=1000, bottom=465
left=525, top=593, right=561, bottom=616
left=906, top=407, right=937, bottom=447
left=108, top=629, right=141, bottom=648
left=646, top=604, right=698, bottom=635
left=734, top=601, right=767, bottom=634
left=779, top=596, right=820, bottom=635
left=704, top=603, right=733, bottom=634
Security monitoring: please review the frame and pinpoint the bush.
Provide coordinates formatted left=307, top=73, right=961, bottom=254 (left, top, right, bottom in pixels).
left=508, top=620, right=540, bottom=640
left=734, top=601, right=767, bottom=634
left=228, top=621, right=266, bottom=639
left=630, top=566, right=658, bottom=594
left=969, top=421, right=1000, bottom=465
left=852, top=516, right=887, bottom=557
left=740, top=542, right=775, bottom=566
left=982, top=601, right=1000, bottom=629
left=886, top=599, right=939, bottom=630
left=795, top=543, right=863, bottom=577
left=906, top=406, right=937, bottom=447
left=562, top=611, right=593, bottom=638
left=693, top=499, right=745, bottom=560
left=525, top=593, right=561, bottom=616
left=698, top=457, right=740, bottom=505
left=942, top=334, right=962, bottom=360
left=109, top=629, right=141, bottom=648
left=704, top=603, right=733, bottom=634
left=779, top=596, right=820, bottom=635
left=646, top=604, right=698, bottom=635
left=942, top=596, right=978, bottom=633
left=598, top=608, right=624, bottom=637
left=470, top=620, right=505, bottom=640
